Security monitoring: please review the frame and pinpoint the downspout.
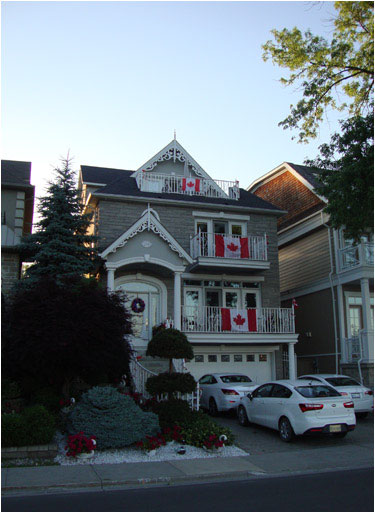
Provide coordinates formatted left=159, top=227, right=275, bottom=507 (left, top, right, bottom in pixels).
left=322, top=214, right=339, bottom=374
left=357, top=330, right=364, bottom=385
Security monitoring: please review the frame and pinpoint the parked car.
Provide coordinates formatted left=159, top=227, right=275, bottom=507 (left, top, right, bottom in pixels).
left=298, top=374, right=373, bottom=418
left=237, top=379, right=356, bottom=442
left=198, top=373, right=258, bottom=415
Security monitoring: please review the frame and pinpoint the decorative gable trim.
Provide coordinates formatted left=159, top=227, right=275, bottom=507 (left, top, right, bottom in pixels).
left=131, top=139, right=213, bottom=182
left=100, top=208, right=193, bottom=263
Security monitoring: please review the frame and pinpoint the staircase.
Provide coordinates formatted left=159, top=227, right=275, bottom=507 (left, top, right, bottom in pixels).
left=138, top=356, right=169, bottom=374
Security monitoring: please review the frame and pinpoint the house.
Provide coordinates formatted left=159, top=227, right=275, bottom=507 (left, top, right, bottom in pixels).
left=248, top=162, right=374, bottom=387
left=1, top=160, right=35, bottom=293
left=78, top=139, right=298, bottom=383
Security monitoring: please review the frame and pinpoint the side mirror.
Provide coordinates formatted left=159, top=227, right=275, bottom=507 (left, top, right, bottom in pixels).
left=247, top=393, right=253, bottom=401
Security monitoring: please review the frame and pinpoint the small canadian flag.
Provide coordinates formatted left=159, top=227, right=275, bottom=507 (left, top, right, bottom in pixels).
left=221, top=308, right=257, bottom=332
left=292, top=298, right=299, bottom=308
left=182, top=178, right=200, bottom=192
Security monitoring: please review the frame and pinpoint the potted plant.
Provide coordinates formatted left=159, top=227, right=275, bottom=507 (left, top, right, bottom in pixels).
left=65, top=431, right=96, bottom=459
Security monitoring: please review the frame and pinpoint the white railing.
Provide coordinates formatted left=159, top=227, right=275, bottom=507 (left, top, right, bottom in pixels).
left=190, top=232, right=268, bottom=261
left=338, top=242, right=374, bottom=271
left=182, top=306, right=295, bottom=333
left=129, top=356, right=200, bottom=410
left=135, top=172, right=240, bottom=200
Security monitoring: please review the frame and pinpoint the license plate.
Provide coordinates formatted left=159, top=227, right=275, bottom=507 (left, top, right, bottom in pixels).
left=351, top=393, right=360, bottom=398
left=329, top=424, right=342, bottom=433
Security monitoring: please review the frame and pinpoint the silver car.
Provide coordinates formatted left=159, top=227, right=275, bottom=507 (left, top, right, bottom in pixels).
left=198, top=373, right=258, bottom=415
left=298, top=374, right=373, bottom=417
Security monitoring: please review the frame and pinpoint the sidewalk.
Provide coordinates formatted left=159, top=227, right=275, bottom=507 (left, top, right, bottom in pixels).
left=2, top=444, right=373, bottom=496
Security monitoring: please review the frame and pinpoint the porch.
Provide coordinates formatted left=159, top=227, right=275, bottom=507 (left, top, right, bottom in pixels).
left=338, top=242, right=374, bottom=272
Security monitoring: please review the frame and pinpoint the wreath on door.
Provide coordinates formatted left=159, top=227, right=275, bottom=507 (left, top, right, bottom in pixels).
left=131, top=297, right=146, bottom=313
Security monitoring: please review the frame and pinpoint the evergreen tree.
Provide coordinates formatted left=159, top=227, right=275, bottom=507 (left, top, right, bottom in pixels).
left=20, top=157, right=98, bottom=285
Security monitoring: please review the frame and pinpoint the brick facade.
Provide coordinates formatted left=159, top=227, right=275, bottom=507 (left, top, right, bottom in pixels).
left=254, top=171, right=325, bottom=231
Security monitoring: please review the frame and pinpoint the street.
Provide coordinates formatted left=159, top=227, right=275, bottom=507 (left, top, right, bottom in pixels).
left=2, top=468, right=373, bottom=512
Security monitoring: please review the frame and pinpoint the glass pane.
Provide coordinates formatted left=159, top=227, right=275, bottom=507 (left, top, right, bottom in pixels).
left=225, top=292, right=238, bottom=308
left=183, top=280, right=202, bottom=286
left=203, top=281, right=221, bottom=287
left=208, top=355, right=217, bottom=362
left=195, top=355, right=204, bottom=363
left=214, top=222, right=226, bottom=234
left=246, top=354, right=255, bottom=362
left=196, top=222, right=208, bottom=234
left=206, top=290, right=220, bottom=307
left=221, top=354, right=230, bottom=362
left=223, top=281, right=240, bottom=288
left=234, top=355, right=243, bottom=362
left=349, top=305, right=362, bottom=335
left=259, top=354, right=267, bottom=362
left=185, top=290, right=200, bottom=307
left=244, top=292, right=257, bottom=308
left=243, top=282, right=259, bottom=288
left=231, top=224, right=242, bottom=236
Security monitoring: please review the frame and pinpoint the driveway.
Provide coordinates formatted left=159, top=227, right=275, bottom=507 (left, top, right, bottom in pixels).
left=213, top=412, right=374, bottom=474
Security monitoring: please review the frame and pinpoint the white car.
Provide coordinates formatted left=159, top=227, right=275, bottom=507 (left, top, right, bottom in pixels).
left=237, top=379, right=356, bottom=442
left=298, top=374, right=374, bottom=417
left=198, top=373, right=258, bottom=415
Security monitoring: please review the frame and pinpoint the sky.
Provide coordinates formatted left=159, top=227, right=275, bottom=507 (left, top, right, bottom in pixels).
left=2, top=0, right=342, bottom=212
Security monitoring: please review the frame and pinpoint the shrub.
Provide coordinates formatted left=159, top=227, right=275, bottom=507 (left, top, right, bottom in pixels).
left=146, top=329, right=194, bottom=361
left=146, top=372, right=196, bottom=396
left=1, top=405, right=56, bottom=447
left=152, top=398, right=191, bottom=428
left=2, top=379, right=22, bottom=399
left=65, top=432, right=96, bottom=457
left=32, top=388, right=61, bottom=413
left=178, top=411, right=234, bottom=449
left=68, top=386, right=160, bottom=449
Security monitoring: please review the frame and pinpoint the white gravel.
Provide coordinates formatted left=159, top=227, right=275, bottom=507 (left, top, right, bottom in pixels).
left=54, top=432, right=248, bottom=466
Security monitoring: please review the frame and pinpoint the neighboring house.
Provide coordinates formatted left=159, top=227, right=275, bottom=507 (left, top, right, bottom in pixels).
left=248, top=162, right=374, bottom=387
left=78, top=139, right=298, bottom=383
left=1, top=160, right=35, bottom=293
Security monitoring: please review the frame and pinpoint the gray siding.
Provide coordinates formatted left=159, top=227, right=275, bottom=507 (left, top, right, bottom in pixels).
left=279, top=228, right=331, bottom=293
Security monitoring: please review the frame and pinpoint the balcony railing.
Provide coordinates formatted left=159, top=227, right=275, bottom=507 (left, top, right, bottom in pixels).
left=182, top=306, right=295, bottom=334
left=190, top=232, right=268, bottom=261
left=338, top=242, right=374, bottom=271
left=135, top=172, right=240, bottom=200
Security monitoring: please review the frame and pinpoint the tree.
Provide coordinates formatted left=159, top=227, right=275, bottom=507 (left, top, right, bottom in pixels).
left=262, top=2, right=374, bottom=142
left=19, top=157, right=98, bottom=285
left=2, top=276, right=133, bottom=398
left=305, top=112, right=374, bottom=241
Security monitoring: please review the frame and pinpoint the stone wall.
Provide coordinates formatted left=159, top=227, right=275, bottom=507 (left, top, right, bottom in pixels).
left=1, top=251, right=20, bottom=293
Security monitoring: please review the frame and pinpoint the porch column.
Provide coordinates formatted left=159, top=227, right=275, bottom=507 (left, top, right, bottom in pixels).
left=360, top=278, right=373, bottom=361
left=174, top=271, right=182, bottom=330
left=106, top=265, right=115, bottom=291
left=337, top=284, right=347, bottom=364
left=288, top=342, right=296, bottom=380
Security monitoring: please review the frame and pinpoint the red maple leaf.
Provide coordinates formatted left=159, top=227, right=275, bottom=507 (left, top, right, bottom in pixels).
left=233, top=314, right=246, bottom=326
left=187, top=181, right=194, bottom=188
left=227, top=242, right=239, bottom=252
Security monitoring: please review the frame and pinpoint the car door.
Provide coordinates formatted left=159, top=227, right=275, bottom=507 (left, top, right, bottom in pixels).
left=249, top=383, right=274, bottom=425
left=198, top=375, right=213, bottom=409
left=264, top=384, right=293, bottom=429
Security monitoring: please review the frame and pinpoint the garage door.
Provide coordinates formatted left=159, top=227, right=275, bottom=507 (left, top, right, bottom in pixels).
left=186, top=350, right=273, bottom=384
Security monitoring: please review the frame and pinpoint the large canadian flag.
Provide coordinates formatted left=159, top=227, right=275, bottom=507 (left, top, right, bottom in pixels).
left=221, top=308, right=257, bottom=332
left=215, top=235, right=249, bottom=259
left=182, top=178, right=200, bottom=192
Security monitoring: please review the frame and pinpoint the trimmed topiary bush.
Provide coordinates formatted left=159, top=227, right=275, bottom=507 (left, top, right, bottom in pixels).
left=68, top=386, right=160, bottom=449
left=152, top=398, right=192, bottom=429
left=1, top=405, right=56, bottom=447
left=146, top=372, right=196, bottom=396
left=146, top=328, right=194, bottom=364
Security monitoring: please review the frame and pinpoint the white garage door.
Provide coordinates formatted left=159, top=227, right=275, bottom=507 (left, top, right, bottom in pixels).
left=186, top=349, right=273, bottom=384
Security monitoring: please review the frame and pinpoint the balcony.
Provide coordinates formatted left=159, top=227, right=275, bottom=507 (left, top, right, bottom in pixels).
left=338, top=242, right=374, bottom=272
left=189, top=232, right=269, bottom=270
left=182, top=306, right=295, bottom=334
left=135, top=172, right=240, bottom=200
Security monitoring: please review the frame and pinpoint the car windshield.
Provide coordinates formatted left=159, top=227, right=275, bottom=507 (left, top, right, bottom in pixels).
left=295, top=385, right=341, bottom=398
left=325, top=377, right=360, bottom=387
left=220, top=375, right=252, bottom=384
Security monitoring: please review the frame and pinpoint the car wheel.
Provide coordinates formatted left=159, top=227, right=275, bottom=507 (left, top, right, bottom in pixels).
left=356, top=412, right=368, bottom=419
left=279, top=417, right=294, bottom=442
left=333, top=432, right=348, bottom=438
left=208, top=398, right=218, bottom=417
left=238, top=406, right=249, bottom=426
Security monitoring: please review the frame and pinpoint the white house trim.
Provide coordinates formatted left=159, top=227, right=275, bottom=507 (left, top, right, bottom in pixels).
left=186, top=333, right=298, bottom=345
left=278, top=211, right=329, bottom=246
left=106, top=256, right=186, bottom=273
left=100, top=210, right=193, bottom=263
left=192, top=211, right=250, bottom=221
left=181, top=272, right=265, bottom=282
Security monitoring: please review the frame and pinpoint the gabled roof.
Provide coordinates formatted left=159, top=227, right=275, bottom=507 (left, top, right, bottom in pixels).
left=1, top=160, right=33, bottom=188
left=80, top=165, right=133, bottom=185
left=286, top=163, right=322, bottom=188
left=100, top=208, right=193, bottom=263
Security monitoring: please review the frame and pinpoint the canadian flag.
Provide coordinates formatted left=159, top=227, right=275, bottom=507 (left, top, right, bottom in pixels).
left=221, top=308, right=257, bottom=332
left=182, top=178, right=200, bottom=192
left=215, top=235, right=249, bottom=259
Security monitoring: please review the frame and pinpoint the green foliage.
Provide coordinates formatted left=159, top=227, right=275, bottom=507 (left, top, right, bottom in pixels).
left=2, top=276, right=132, bottom=396
left=2, top=379, right=22, bottom=399
left=146, top=372, right=196, bottom=396
left=18, top=157, right=98, bottom=285
left=146, top=328, right=194, bottom=360
left=2, top=405, right=56, bottom=447
left=32, top=388, right=61, bottom=413
left=68, top=386, right=160, bottom=449
left=178, top=411, right=234, bottom=449
left=306, top=113, right=374, bottom=241
left=262, top=2, right=374, bottom=142
left=151, top=398, right=192, bottom=428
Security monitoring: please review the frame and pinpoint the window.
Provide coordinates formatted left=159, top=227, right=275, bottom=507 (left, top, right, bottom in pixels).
left=259, top=354, right=267, bottom=362
left=246, top=354, right=255, bottom=362
left=208, top=355, right=217, bottom=362
left=199, top=375, right=212, bottom=385
left=234, top=355, right=243, bottom=362
left=295, top=386, right=340, bottom=398
left=220, top=375, right=252, bottom=383
left=325, top=377, right=360, bottom=387
left=253, top=384, right=274, bottom=398
left=221, top=355, right=230, bottom=362
left=194, top=355, right=204, bottom=363
left=271, top=385, right=292, bottom=398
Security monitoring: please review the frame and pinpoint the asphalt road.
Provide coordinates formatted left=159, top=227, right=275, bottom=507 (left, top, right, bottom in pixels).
left=2, top=468, right=373, bottom=512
